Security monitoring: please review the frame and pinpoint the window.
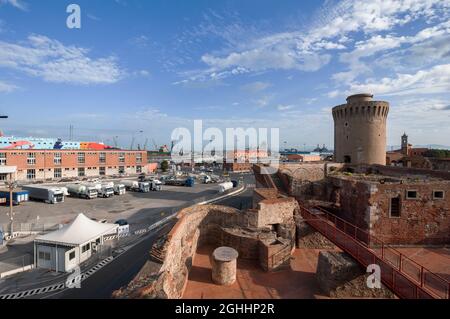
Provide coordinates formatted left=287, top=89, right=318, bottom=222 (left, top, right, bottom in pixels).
left=406, top=190, right=418, bottom=199
left=38, top=251, right=51, bottom=261
left=69, top=251, right=76, bottom=261
left=136, top=166, right=142, bottom=173
left=344, top=155, right=351, bottom=163
left=99, top=167, right=106, bottom=176
left=54, top=152, right=62, bottom=165
left=118, top=166, right=125, bottom=174
left=27, top=152, right=36, bottom=165
left=26, top=169, right=36, bottom=180
left=77, top=152, right=85, bottom=164
left=81, top=243, right=90, bottom=253
left=433, top=190, right=444, bottom=200
left=54, top=168, right=62, bottom=178
left=390, top=197, right=401, bottom=218
left=136, top=153, right=142, bottom=163
left=78, top=167, right=85, bottom=177
left=0, top=153, right=6, bottom=165
left=119, top=152, right=125, bottom=163
left=0, top=174, right=7, bottom=181
left=99, top=152, right=106, bottom=164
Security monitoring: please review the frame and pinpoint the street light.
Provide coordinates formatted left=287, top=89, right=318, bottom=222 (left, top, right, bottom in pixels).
left=6, top=181, right=18, bottom=236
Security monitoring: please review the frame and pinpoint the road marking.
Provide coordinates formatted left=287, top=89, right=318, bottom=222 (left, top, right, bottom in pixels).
left=0, top=185, right=247, bottom=299
left=0, top=256, right=114, bottom=300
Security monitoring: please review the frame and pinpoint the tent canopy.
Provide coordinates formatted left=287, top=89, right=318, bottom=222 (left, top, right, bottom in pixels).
left=35, top=213, right=118, bottom=246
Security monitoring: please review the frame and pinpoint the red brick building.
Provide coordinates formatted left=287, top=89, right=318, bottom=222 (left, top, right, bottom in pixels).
left=0, top=149, right=148, bottom=182
left=254, top=163, right=450, bottom=245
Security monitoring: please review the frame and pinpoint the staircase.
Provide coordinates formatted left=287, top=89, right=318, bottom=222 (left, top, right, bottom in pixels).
left=149, top=246, right=165, bottom=263
left=298, top=203, right=450, bottom=299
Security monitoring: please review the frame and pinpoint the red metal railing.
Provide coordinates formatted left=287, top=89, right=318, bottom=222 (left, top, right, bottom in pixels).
left=299, top=204, right=450, bottom=299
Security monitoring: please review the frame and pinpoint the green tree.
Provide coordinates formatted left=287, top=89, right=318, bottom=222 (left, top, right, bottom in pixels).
left=161, top=160, right=169, bottom=172
left=424, top=149, right=450, bottom=158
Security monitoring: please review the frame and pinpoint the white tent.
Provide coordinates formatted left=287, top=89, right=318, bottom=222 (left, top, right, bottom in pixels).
left=34, top=213, right=118, bottom=272
left=36, top=213, right=117, bottom=246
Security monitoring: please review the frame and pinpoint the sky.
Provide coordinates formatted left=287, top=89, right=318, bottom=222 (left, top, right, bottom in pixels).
left=0, top=0, right=449, bottom=150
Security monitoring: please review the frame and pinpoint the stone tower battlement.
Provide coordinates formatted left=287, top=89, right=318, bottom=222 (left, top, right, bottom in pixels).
left=332, top=94, right=389, bottom=165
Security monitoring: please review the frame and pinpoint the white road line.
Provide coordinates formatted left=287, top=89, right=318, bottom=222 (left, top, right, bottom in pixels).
left=0, top=186, right=247, bottom=299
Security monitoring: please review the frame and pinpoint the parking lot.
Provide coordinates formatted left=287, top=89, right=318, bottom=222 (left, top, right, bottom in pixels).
left=0, top=182, right=223, bottom=229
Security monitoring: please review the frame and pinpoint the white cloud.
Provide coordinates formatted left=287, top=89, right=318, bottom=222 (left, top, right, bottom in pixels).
left=240, top=81, right=271, bottom=93
left=180, top=0, right=450, bottom=83
left=130, top=35, right=150, bottom=48
left=133, top=108, right=168, bottom=120
left=387, top=98, right=450, bottom=145
left=0, top=0, right=27, bottom=11
left=333, top=20, right=450, bottom=83
left=0, top=80, right=18, bottom=93
left=348, top=64, right=450, bottom=96
left=133, top=69, right=150, bottom=77
left=87, top=14, right=101, bottom=21
left=277, top=104, right=295, bottom=111
left=254, top=95, right=274, bottom=108
left=0, top=35, right=123, bottom=85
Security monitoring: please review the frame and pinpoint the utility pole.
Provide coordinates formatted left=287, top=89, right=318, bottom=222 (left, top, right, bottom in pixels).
left=7, top=181, right=17, bottom=236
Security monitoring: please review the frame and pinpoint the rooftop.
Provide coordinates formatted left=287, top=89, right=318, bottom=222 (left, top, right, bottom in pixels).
left=330, top=172, right=448, bottom=184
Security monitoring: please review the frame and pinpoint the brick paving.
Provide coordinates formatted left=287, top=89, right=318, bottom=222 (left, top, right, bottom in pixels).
left=395, top=247, right=450, bottom=281
left=183, top=245, right=336, bottom=299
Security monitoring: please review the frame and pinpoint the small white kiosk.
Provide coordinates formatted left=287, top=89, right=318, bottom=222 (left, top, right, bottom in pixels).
left=34, top=214, right=118, bottom=272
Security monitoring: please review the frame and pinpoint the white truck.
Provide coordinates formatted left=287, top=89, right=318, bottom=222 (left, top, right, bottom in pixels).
left=66, top=184, right=98, bottom=199
left=149, top=179, right=162, bottom=191
left=60, top=187, right=70, bottom=196
left=90, top=182, right=114, bottom=198
left=218, top=182, right=234, bottom=193
left=22, top=185, right=65, bottom=204
left=113, top=183, right=126, bottom=195
left=120, top=180, right=150, bottom=193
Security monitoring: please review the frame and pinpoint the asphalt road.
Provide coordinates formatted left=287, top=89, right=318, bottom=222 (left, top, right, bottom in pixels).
left=45, top=174, right=254, bottom=299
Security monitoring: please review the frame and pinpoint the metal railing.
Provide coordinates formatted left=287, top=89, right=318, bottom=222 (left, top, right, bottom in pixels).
left=1, top=222, right=59, bottom=236
left=0, top=254, right=33, bottom=277
left=299, top=204, right=450, bottom=299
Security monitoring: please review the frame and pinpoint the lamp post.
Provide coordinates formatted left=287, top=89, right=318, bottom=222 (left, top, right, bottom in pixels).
left=6, top=181, right=17, bottom=236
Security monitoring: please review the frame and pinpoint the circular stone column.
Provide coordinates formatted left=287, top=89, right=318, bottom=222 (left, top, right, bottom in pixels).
left=211, top=246, right=239, bottom=285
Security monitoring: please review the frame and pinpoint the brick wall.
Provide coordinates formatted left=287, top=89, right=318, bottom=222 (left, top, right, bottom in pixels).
left=327, top=176, right=450, bottom=245
left=0, top=149, right=147, bottom=181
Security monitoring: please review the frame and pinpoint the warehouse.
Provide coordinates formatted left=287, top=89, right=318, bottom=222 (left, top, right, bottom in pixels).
left=34, top=213, right=118, bottom=272
left=0, top=149, right=149, bottom=182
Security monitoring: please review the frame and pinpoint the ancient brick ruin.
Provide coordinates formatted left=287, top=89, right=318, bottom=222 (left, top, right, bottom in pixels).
left=264, top=163, right=450, bottom=245
left=113, top=193, right=300, bottom=299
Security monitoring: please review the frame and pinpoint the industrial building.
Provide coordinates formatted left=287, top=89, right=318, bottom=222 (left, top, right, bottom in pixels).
left=0, top=149, right=148, bottom=182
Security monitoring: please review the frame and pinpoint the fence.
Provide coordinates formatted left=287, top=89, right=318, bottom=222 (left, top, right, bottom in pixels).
left=299, top=204, right=450, bottom=299
left=1, top=222, right=59, bottom=237
left=0, top=254, right=33, bottom=278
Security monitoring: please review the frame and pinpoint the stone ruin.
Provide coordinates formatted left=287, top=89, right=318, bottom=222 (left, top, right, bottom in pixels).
left=113, top=190, right=299, bottom=299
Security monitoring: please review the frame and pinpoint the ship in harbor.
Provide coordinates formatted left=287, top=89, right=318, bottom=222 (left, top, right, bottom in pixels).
left=0, top=133, right=114, bottom=150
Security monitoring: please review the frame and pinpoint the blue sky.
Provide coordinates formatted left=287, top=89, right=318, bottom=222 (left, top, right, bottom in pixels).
left=0, top=0, right=449, bottom=149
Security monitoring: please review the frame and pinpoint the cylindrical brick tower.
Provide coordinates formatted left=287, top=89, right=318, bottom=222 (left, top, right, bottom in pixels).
left=332, top=93, right=389, bottom=165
